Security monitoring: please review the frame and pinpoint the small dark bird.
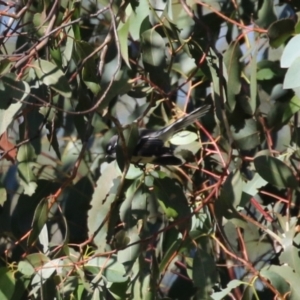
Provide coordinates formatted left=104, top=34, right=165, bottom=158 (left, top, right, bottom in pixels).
left=106, top=105, right=211, bottom=165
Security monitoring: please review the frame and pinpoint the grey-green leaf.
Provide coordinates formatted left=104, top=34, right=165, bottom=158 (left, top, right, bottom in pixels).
left=33, top=59, right=72, bottom=98
left=254, top=154, right=297, bottom=189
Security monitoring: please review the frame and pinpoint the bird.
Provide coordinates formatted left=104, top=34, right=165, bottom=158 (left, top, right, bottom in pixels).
left=106, top=104, right=211, bottom=165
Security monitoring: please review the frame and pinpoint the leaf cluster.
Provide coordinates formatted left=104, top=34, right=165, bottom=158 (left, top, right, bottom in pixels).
left=1, top=0, right=300, bottom=299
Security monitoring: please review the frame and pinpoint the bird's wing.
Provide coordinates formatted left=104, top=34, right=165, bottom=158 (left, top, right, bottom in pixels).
left=147, top=105, right=210, bottom=142
left=134, top=137, right=165, bottom=156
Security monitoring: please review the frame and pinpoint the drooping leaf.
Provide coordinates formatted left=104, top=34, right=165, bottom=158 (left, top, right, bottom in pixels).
left=82, top=59, right=101, bottom=95
left=260, top=265, right=294, bottom=297
left=31, top=259, right=61, bottom=287
left=0, top=182, right=7, bottom=206
left=223, top=42, right=242, bottom=111
left=153, top=177, right=190, bottom=230
left=118, top=17, right=131, bottom=68
left=279, top=228, right=300, bottom=276
left=33, top=59, right=72, bottom=98
left=27, top=198, right=48, bottom=247
left=0, top=267, right=15, bottom=299
left=254, top=153, right=297, bottom=189
left=0, top=75, right=28, bottom=135
left=230, top=119, right=260, bottom=151
left=192, top=248, right=218, bottom=297
left=85, top=256, right=127, bottom=283
left=268, top=19, right=295, bottom=48
left=116, top=122, right=139, bottom=171
left=169, top=130, right=198, bottom=145
left=18, top=261, right=35, bottom=276
left=256, top=0, right=277, bottom=29
left=215, top=169, right=244, bottom=220
left=211, top=280, right=244, bottom=300
left=88, top=163, right=121, bottom=252
left=283, top=57, right=300, bottom=89
left=141, top=29, right=165, bottom=67
left=281, top=34, right=300, bottom=68
left=282, top=95, right=300, bottom=123
left=17, top=144, right=38, bottom=196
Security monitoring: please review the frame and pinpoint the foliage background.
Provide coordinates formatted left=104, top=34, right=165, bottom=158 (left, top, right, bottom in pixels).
left=1, top=0, right=300, bottom=299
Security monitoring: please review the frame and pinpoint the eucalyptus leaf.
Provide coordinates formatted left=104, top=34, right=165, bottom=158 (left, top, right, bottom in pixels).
left=0, top=268, right=15, bottom=299
left=27, top=198, right=48, bottom=247
left=281, top=34, right=300, bottom=68
left=33, top=59, right=72, bottom=98
left=268, top=19, right=295, bottom=48
left=169, top=130, right=198, bottom=145
left=254, top=154, right=297, bottom=189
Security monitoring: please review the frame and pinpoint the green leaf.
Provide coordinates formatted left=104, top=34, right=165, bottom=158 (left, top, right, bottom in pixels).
left=169, top=130, right=198, bottom=145
left=171, top=0, right=195, bottom=40
left=230, top=119, right=260, bottom=151
left=223, top=42, right=242, bottom=111
left=257, top=68, right=276, bottom=80
left=260, top=266, right=292, bottom=296
left=11, top=275, right=31, bottom=300
left=88, top=163, right=121, bottom=252
left=77, top=40, right=101, bottom=95
left=129, top=0, right=149, bottom=40
left=82, top=59, right=101, bottom=95
left=254, top=154, right=297, bottom=189
left=153, top=177, right=190, bottom=229
left=33, top=59, right=72, bottom=98
left=116, top=123, right=139, bottom=171
left=268, top=19, right=295, bottom=48
left=261, top=265, right=300, bottom=300
left=117, top=228, right=141, bottom=273
left=281, top=34, right=300, bottom=68
left=158, top=229, right=181, bottom=271
left=17, top=144, right=37, bottom=196
left=31, top=259, right=61, bottom=287
left=192, top=248, right=217, bottom=297
left=18, top=261, right=35, bottom=276
left=98, top=69, right=133, bottom=111
left=0, top=75, right=28, bottom=135
left=283, top=56, right=300, bottom=89
left=50, top=45, right=63, bottom=67
left=133, top=274, right=152, bottom=300
left=280, top=228, right=300, bottom=276
left=124, top=164, right=144, bottom=179
left=0, top=267, right=15, bottom=299
left=256, top=0, right=277, bottom=29
left=74, top=40, right=95, bottom=61
left=46, top=122, right=61, bottom=160
left=282, top=95, right=300, bottom=123
left=242, top=172, right=267, bottom=204
left=59, top=276, right=78, bottom=297
left=107, top=281, right=129, bottom=300
left=62, top=27, right=74, bottom=67
left=0, top=183, right=7, bottom=206
left=33, top=13, right=48, bottom=37
left=85, top=256, right=127, bottom=283
left=211, top=280, right=245, bottom=300
left=24, top=253, right=50, bottom=268
left=249, top=50, right=258, bottom=114
left=118, top=18, right=131, bottom=68
left=215, top=169, right=244, bottom=220
left=0, top=59, right=12, bottom=75
left=27, top=198, right=48, bottom=247
left=141, top=29, right=165, bottom=67
left=207, top=48, right=226, bottom=112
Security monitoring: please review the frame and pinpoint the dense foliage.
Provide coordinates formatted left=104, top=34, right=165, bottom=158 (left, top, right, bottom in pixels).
left=1, top=0, right=300, bottom=299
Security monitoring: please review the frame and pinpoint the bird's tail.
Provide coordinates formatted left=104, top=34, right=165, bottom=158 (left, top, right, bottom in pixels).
left=153, top=104, right=211, bottom=141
